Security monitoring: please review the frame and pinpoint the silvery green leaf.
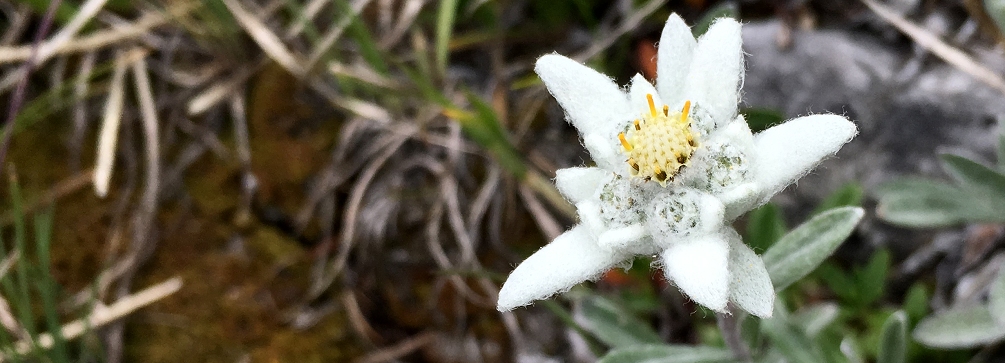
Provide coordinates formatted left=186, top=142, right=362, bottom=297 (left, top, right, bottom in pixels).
left=875, top=178, right=999, bottom=227
left=598, top=344, right=734, bottom=363
left=762, top=207, right=864, bottom=291
left=793, top=303, right=839, bottom=338
left=913, top=305, right=1005, bottom=348
left=998, top=116, right=1005, bottom=171
left=761, top=303, right=827, bottom=363
left=877, top=311, right=907, bottom=363
left=939, top=154, right=1005, bottom=205
left=579, top=295, right=662, bottom=348
left=990, top=267, right=1005, bottom=326
left=986, top=0, right=1005, bottom=46
left=839, top=336, right=865, bottom=363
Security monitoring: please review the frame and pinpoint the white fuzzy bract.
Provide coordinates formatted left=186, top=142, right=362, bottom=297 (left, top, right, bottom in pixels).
left=497, top=14, right=857, bottom=318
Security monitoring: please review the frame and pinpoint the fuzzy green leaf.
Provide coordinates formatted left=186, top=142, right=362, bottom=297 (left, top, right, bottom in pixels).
left=877, top=311, right=907, bottom=363
left=986, top=0, right=1005, bottom=43
left=902, top=282, right=929, bottom=322
left=762, top=304, right=827, bottom=363
left=913, top=305, right=1005, bottom=348
left=857, top=249, right=890, bottom=306
left=793, top=303, right=839, bottom=338
left=580, top=295, right=663, bottom=348
left=763, top=207, right=864, bottom=291
left=598, top=344, right=734, bottom=363
left=875, top=177, right=1000, bottom=227
left=990, top=266, right=1005, bottom=326
left=816, top=262, right=859, bottom=303
left=939, top=153, right=1005, bottom=204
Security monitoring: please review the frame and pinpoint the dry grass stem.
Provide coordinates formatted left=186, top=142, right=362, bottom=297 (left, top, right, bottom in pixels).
left=862, top=0, right=1005, bottom=95
left=131, top=56, right=160, bottom=208
left=0, top=252, right=26, bottom=340
left=340, top=291, right=385, bottom=345
left=229, top=95, right=252, bottom=167
left=221, top=0, right=306, bottom=77
left=27, top=0, right=109, bottom=66
left=6, top=277, right=183, bottom=360
left=283, top=0, right=332, bottom=37
left=354, top=331, right=437, bottom=363
left=308, top=82, right=393, bottom=122
left=0, top=9, right=184, bottom=64
left=304, top=0, right=371, bottom=71
left=92, top=50, right=132, bottom=198
left=311, top=134, right=409, bottom=297
left=71, top=52, right=97, bottom=169
left=465, top=165, right=501, bottom=239
left=186, top=61, right=263, bottom=116
left=328, top=62, right=402, bottom=90
left=574, top=0, right=668, bottom=62
left=518, top=183, right=562, bottom=240
left=378, top=0, right=425, bottom=49
left=0, top=169, right=93, bottom=226
left=441, top=177, right=477, bottom=265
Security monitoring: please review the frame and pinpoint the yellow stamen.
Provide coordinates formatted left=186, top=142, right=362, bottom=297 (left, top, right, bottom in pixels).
left=647, top=94, right=657, bottom=117
left=619, top=132, right=633, bottom=151
left=618, top=96, right=697, bottom=186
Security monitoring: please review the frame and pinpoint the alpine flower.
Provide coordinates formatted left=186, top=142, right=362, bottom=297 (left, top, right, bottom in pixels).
left=496, top=14, right=858, bottom=318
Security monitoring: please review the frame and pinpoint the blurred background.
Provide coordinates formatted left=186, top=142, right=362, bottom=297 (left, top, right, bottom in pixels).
left=1, top=0, right=1005, bottom=362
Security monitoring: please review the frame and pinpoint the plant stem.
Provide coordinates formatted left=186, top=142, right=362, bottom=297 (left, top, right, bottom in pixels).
left=717, top=306, right=752, bottom=363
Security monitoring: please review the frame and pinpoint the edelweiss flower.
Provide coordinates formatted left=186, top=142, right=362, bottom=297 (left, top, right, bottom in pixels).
left=496, top=15, right=857, bottom=317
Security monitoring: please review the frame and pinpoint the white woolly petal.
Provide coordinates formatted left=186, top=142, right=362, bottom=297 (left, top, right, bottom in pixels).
left=719, top=183, right=760, bottom=221
left=656, top=13, right=696, bottom=107
left=629, top=74, right=663, bottom=114
left=660, top=231, right=730, bottom=312
left=498, top=225, right=632, bottom=311
left=684, top=18, right=743, bottom=127
left=598, top=224, right=649, bottom=253
left=725, top=229, right=775, bottom=318
left=751, top=114, right=857, bottom=205
left=706, top=115, right=754, bottom=154
left=584, top=133, right=622, bottom=171
left=555, top=167, right=608, bottom=204
left=577, top=200, right=608, bottom=238
left=536, top=54, right=630, bottom=136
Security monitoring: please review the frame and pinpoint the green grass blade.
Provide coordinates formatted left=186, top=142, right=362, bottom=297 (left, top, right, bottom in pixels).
left=598, top=344, right=734, bottom=363
left=6, top=174, right=42, bottom=357
left=34, top=210, right=70, bottom=362
left=338, top=0, right=389, bottom=76
left=435, top=0, right=460, bottom=76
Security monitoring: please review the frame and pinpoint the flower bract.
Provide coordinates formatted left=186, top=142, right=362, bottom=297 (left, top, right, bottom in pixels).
left=497, top=14, right=858, bottom=318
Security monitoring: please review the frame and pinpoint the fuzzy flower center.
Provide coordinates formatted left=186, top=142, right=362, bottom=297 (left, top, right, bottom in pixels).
left=618, top=94, right=698, bottom=186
